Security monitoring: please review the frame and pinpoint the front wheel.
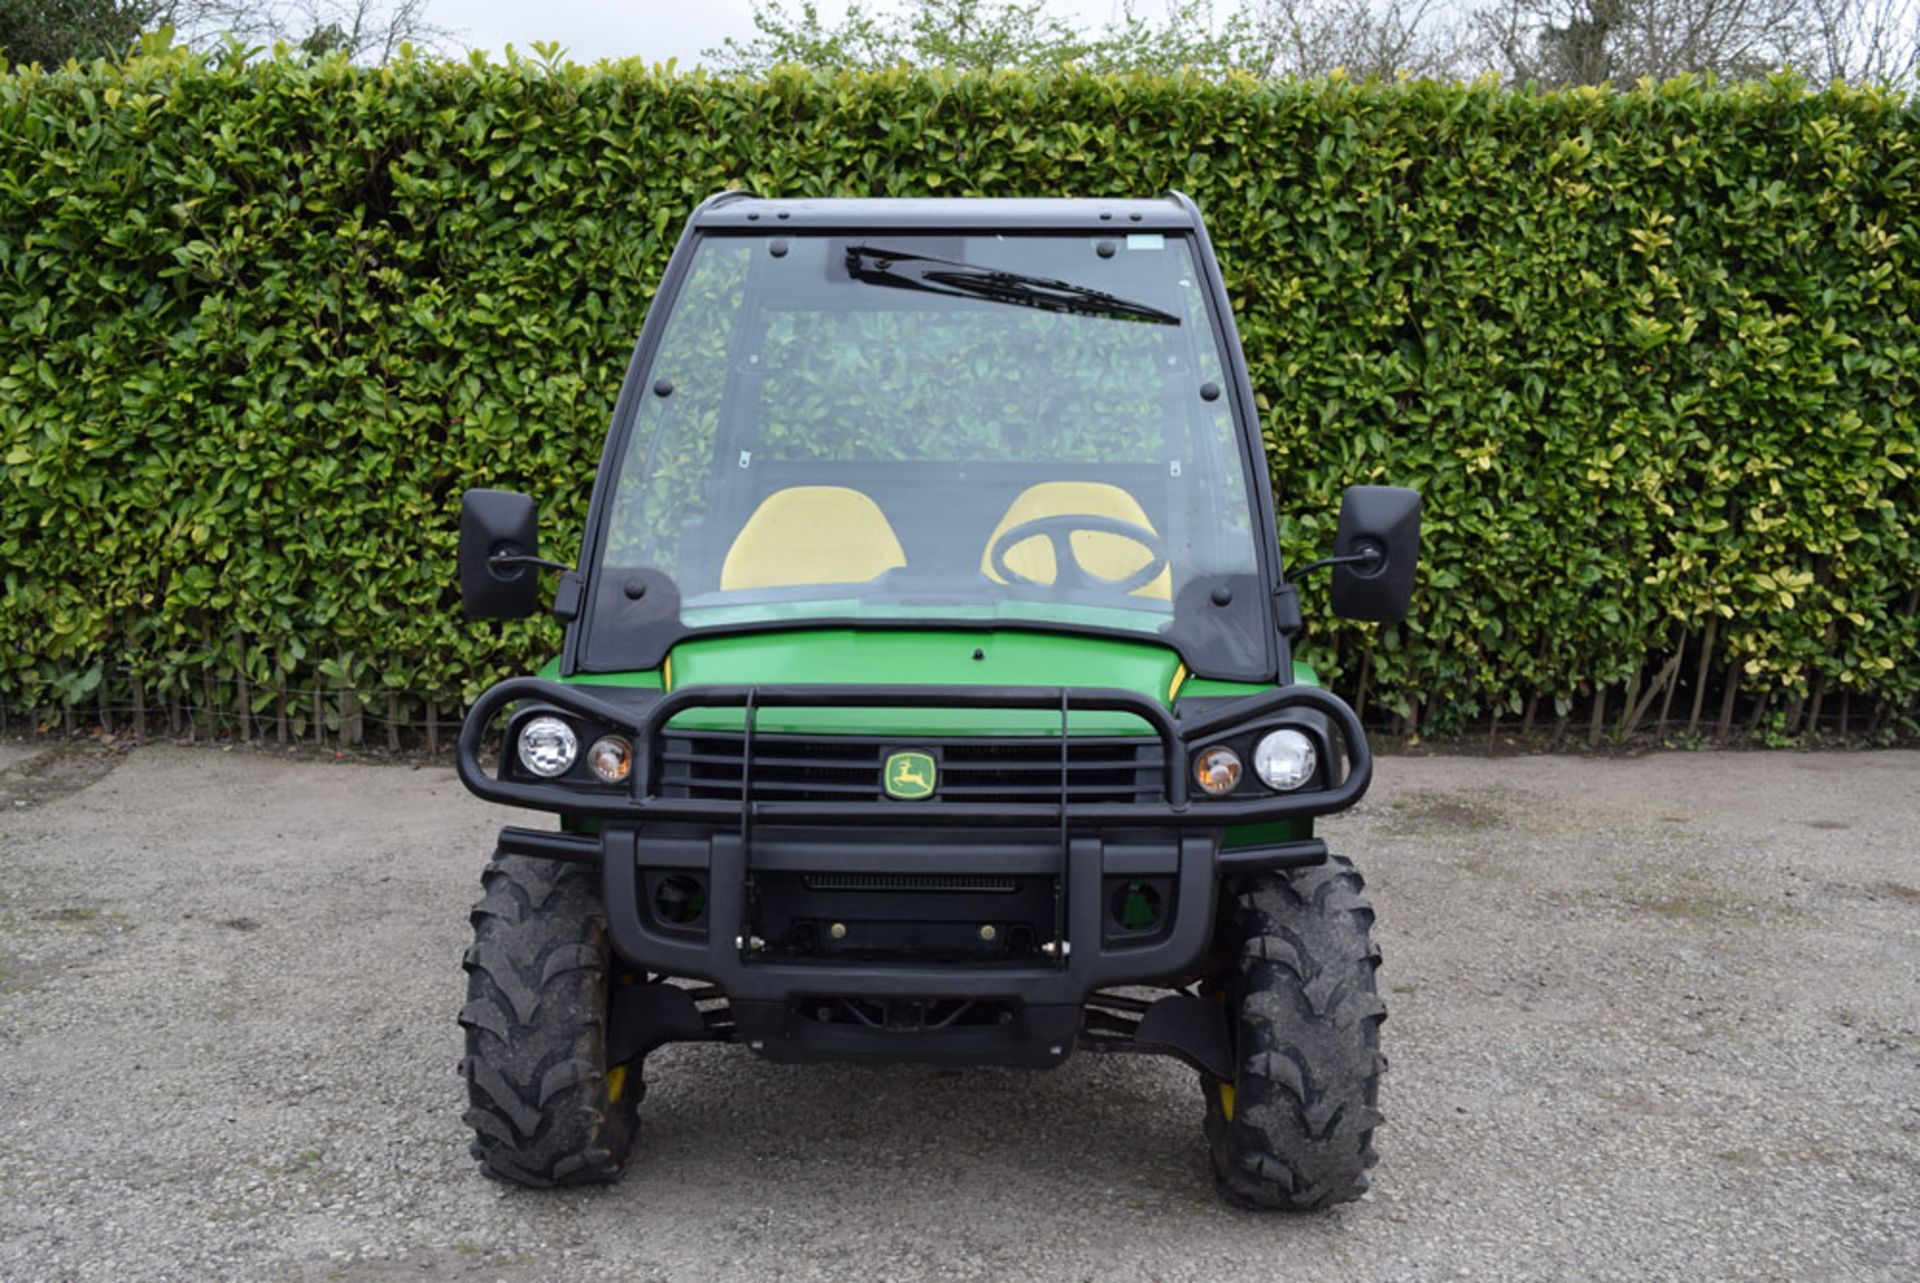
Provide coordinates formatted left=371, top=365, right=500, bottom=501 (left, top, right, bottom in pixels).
left=1203, top=855, right=1386, bottom=1210
left=459, top=854, right=638, bottom=1186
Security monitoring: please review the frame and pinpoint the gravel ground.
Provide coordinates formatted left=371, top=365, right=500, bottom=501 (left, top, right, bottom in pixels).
left=1, top=741, right=1916, bottom=1282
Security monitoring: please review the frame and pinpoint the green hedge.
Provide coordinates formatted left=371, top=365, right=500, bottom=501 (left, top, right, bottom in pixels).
left=2, top=52, right=1916, bottom=742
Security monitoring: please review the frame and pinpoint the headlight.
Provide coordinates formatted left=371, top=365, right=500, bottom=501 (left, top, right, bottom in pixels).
left=517, top=716, right=577, bottom=778
left=587, top=735, right=632, bottom=784
left=1253, top=729, right=1317, bottom=791
left=1193, top=745, right=1243, bottom=796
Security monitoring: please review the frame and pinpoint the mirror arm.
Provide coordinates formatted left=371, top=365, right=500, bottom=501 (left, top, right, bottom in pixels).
left=1290, top=545, right=1384, bottom=579
left=489, top=552, right=574, bottom=574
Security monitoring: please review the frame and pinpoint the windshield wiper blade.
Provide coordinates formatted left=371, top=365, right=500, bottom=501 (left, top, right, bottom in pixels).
left=844, top=245, right=1180, bottom=326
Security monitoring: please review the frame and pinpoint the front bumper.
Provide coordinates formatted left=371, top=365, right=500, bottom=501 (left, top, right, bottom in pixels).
left=458, top=680, right=1370, bottom=1067
left=498, top=818, right=1326, bottom=1071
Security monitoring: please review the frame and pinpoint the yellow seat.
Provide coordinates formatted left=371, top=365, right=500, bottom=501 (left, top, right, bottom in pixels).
left=980, top=482, right=1171, bottom=600
left=720, top=486, right=907, bottom=591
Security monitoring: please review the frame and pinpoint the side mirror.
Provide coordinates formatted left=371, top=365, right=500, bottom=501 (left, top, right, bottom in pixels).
left=1330, top=485, right=1421, bottom=624
left=459, top=489, right=541, bottom=619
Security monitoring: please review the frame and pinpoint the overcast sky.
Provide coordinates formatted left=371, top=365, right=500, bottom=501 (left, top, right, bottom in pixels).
left=432, top=0, right=1124, bottom=67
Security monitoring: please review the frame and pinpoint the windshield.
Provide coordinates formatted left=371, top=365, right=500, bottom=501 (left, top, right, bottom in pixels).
left=582, top=231, right=1271, bottom=678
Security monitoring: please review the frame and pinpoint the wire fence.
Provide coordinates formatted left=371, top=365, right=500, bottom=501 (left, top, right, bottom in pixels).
left=0, top=671, right=465, bottom=754
left=3, top=655, right=1913, bottom=755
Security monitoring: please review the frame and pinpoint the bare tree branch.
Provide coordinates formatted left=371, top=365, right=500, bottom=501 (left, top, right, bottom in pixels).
left=1240, top=0, right=1471, bottom=77
left=1466, top=0, right=1824, bottom=85
left=705, top=0, right=1920, bottom=85
left=1805, top=0, right=1920, bottom=79
left=155, top=0, right=452, bottom=61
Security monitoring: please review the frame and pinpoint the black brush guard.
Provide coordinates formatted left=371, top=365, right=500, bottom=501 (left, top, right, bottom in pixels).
left=457, top=679, right=1372, bottom=1071
left=458, top=679, right=1370, bottom=824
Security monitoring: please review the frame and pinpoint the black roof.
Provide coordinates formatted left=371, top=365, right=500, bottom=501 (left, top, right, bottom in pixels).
left=691, top=192, right=1202, bottom=234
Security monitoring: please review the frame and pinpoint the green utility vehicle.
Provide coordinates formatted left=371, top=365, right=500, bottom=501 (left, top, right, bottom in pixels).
left=454, top=193, right=1420, bottom=1210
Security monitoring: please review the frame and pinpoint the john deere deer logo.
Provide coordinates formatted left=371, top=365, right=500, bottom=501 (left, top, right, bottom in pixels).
left=884, top=751, right=936, bottom=800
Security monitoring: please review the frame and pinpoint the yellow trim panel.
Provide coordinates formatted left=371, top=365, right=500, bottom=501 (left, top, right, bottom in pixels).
left=721, top=486, right=907, bottom=591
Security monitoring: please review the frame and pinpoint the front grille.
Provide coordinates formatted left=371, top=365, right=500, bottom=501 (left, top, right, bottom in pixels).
left=655, top=731, right=1164, bottom=805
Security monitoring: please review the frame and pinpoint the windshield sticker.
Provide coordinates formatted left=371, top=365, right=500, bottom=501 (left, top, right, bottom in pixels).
left=1127, top=234, right=1165, bottom=250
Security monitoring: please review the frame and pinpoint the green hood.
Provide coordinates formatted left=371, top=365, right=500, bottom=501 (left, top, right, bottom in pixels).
left=662, top=629, right=1185, bottom=735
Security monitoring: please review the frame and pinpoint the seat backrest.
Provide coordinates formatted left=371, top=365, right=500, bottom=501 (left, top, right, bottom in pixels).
left=979, top=481, right=1172, bottom=601
left=720, top=485, right=908, bottom=592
